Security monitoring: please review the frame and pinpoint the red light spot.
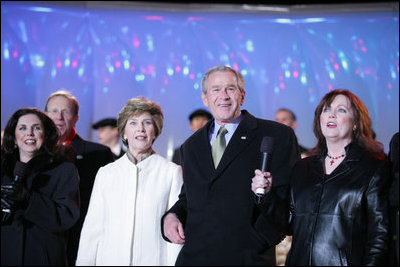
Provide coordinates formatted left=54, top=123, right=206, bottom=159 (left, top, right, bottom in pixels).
left=188, top=17, right=203, bottom=21
left=148, top=65, right=155, bottom=74
left=145, top=16, right=163, bottom=21
left=232, top=63, right=239, bottom=71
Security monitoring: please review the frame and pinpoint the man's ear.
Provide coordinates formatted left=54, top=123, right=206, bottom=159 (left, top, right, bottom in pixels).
left=240, top=90, right=246, bottom=106
left=201, top=92, right=209, bottom=107
left=292, top=121, right=297, bottom=130
left=73, top=114, right=79, bottom=127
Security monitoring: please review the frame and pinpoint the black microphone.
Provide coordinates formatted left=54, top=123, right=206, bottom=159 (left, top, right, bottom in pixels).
left=256, top=136, right=274, bottom=203
left=13, top=161, right=29, bottom=184
left=2, top=161, right=29, bottom=217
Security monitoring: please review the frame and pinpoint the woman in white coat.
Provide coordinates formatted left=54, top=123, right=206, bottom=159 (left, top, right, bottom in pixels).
left=76, top=97, right=183, bottom=266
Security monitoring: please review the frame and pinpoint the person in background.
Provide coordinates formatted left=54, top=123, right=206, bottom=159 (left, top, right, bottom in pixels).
left=45, top=90, right=114, bottom=266
left=172, top=109, right=212, bottom=165
left=92, top=118, right=125, bottom=160
left=1, top=108, right=80, bottom=266
left=253, top=89, right=391, bottom=266
left=274, top=108, right=308, bottom=265
left=388, top=132, right=399, bottom=266
left=1, top=130, right=4, bottom=145
left=275, top=108, right=309, bottom=158
left=76, top=97, right=183, bottom=266
left=162, top=65, right=300, bottom=265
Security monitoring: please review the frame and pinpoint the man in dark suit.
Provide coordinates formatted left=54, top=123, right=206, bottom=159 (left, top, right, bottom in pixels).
left=45, top=90, right=114, bottom=266
left=172, top=109, right=212, bottom=165
left=92, top=117, right=125, bottom=160
left=162, top=65, right=300, bottom=265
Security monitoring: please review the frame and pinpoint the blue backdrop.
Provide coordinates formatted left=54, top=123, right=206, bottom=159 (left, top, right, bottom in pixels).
left=1, top=1, right=399, bottom=157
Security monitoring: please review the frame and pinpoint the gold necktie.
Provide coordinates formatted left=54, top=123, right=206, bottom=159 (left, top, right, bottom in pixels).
left=212, top=126, right=228, bottom=168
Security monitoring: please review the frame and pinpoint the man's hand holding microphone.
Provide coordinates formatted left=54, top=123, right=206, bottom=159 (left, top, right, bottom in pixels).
left=252, top=169, right=273, bottom=197
left=252, top=136, right=274, bottom=204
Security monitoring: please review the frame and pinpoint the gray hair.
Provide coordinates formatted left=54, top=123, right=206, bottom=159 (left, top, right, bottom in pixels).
left=117, top=96, right=163, bottom=146
left=200, top=65, right=245, bottom=95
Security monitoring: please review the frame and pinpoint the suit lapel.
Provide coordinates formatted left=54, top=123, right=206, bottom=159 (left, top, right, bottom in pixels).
left=213, top=111, right=257, bottom=180
left=195, top=121, right=215, bottom=172
left=70, top=134, right=85, bottom=156
left=183, top=120, right=215, bottom=177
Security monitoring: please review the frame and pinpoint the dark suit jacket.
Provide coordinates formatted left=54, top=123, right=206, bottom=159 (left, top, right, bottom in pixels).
left=162, top=110, right=300, bottom=266
left=67, top=134, right=114, bottom=266
left=172, top=147, right=181, bottom=165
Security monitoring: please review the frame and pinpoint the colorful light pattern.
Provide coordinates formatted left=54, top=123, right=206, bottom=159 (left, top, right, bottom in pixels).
left=1, top=2, right=399, bottom=156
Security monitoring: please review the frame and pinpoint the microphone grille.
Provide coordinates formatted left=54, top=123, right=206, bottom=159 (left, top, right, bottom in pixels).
left=260, top=136, right=274, bottom=154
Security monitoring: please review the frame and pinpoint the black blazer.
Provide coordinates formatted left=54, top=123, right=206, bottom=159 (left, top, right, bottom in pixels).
left=162, top=110, right=300, bottom=266
left=172, top=147, right=182, bottom=165
left=67, top=134, right=114, bottom=265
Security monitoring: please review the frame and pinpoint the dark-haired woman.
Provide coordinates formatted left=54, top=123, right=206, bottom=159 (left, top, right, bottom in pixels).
left=252, top=89, right=391, bottom=265
left=1, top=107, right=80, bottom=266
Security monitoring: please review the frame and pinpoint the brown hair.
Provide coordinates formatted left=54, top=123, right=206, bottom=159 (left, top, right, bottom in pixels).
left=117, top=96, right=163, bottom=147
left=311, top=89, right=384, bottom=158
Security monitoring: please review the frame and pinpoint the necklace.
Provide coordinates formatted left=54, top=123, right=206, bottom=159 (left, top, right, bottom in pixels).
left=327, top=153, right=345, bottom=166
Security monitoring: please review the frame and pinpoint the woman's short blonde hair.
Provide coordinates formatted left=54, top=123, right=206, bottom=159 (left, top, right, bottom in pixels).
left=117, top=97, right=163, bottom=146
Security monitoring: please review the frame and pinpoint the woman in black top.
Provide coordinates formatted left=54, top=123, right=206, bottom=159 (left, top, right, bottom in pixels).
left=1, top=107, right=80, bottom=266
left=253, top=89, right=391, bottom=266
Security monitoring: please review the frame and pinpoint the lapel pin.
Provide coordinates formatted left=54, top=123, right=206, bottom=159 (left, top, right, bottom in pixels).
left=241, top=136, right=247, bottom=140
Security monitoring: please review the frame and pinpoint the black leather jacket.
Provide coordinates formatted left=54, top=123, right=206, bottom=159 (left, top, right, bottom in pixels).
left=268, top=142, right=391, bottom=266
